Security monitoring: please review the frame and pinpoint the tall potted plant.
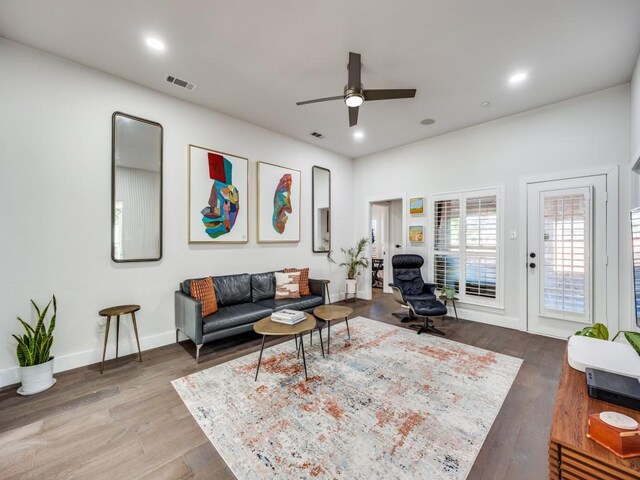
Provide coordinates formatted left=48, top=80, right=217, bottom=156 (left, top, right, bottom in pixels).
left=12, top=295, right=57, bottom=395
left=340, top=237, right=369, bottom=295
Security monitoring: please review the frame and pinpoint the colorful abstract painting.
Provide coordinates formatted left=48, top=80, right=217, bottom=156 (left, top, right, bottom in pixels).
left=409, top=225, right=424, bottom=242
left=173, top=317, right=522, bottom=480
left=189, top=145, right=248, bottom=243
left=273, top=174, right=292, bottom=234
left=258, top=162, right=300, bottom=242
left=410, top=197, right=424, bottom=214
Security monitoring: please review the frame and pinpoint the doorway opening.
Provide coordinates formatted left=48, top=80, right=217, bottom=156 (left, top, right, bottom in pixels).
left=369, top=199, right=404, bottom=298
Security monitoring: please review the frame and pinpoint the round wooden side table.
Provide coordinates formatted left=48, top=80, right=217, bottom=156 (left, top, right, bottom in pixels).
left=313, top=305, right=353, bottom=354
left=253, top=313, right=317, bottom=381
left=438, top=296, right=459, bottom=322
left=98, top=304, right=142, bottom=373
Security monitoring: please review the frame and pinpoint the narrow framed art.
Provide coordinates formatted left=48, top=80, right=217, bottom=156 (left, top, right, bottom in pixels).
left=409, top=225, right=424, bottom=243
left=257, top=161, right=301, bottom=243
left=410, top=197, right=424, bottom=214
left=188, top=144, right=249, bottom=243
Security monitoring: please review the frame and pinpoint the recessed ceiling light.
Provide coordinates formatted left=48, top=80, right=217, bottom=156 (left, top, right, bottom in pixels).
left=145, top=37, right=165, bottom=52
left=509, top=72, right=527, bottom=84
left=353, top=131, right=365, bottom=140
left=481, top=101, right=491, bottom=107
left=420, top=118, right=435, bottom=125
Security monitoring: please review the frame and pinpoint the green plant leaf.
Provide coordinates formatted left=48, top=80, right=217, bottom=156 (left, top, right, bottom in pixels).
left=14, top=295, right=57, bottom=366
left=624, top=332, right=640, bottom=356
left=574, top=323, right=609, bottom=340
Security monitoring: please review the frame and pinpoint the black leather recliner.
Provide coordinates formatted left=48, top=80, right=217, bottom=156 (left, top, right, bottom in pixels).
left=388, top=254, right=447, bottom=335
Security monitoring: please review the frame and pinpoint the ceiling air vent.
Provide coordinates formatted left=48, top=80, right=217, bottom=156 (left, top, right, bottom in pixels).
left=310, top=132, right=324, bottom=139
left=166, top=74, right=197, bottom=91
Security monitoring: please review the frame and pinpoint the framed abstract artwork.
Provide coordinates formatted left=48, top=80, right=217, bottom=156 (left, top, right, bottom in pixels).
left=257, top=161, right=301, bottom=243
left=410, top=197, right=424, bottom=214
left=188, top=144, right=248, bottom=243
left=409, top=225, right=424, bottom=243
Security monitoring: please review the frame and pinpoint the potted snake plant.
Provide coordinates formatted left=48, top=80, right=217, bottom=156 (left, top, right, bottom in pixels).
left=12, top=295, right=57, bottom=395
left=340, top=237, right=369, bottom=296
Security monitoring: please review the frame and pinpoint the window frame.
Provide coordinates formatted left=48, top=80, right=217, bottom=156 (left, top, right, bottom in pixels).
left=428, top=186, right=504, bottom=309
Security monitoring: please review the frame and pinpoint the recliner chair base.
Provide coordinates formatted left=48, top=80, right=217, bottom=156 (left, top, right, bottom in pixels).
left=408, top=316, right=445, bottom=336
left=393, top=310, right=415, bottom=323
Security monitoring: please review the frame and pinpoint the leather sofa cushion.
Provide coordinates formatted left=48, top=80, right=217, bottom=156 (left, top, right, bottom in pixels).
left=213, top=274, right=252, bottom=306
left=203, top=303, right=272, bottom=334
left=255, top=294, right=323, bottom=312
left=251, top=271, right=276, bottom=302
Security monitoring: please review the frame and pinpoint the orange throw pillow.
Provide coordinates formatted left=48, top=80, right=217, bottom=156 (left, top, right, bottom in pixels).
left=190, top=277, right=218, bottom=317
left=284, top=267, right=310, bottom=296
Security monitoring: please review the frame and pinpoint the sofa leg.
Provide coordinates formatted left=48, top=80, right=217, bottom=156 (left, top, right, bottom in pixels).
left=175, top=329, right=180, bottom=343
left=195, top=343, right=203, bottom=363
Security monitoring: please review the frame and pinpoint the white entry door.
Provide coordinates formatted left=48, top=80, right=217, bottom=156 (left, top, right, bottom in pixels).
left=527, top=175, right=608, bottom=338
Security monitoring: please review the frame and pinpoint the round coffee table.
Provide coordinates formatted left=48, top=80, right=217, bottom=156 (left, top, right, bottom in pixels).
left=313, top=305, right=353, bottom=354
left=253, top=312, right=316, bottom=381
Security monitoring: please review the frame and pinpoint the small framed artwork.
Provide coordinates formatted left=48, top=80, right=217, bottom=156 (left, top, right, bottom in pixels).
left=188, top=144, right=249, bottom=243
left=410, top=197, right=424, bottom=214
left=257, top=161, right=301, bottom=243
left=409, top=225, right=424, bottom=243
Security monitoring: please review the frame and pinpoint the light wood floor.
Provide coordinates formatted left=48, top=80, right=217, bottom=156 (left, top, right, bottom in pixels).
left=0, top=290, right=566, bottom=479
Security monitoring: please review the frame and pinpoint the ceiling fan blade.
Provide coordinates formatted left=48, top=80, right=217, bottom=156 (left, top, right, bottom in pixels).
left=363, top=89, right=417, bottom=101
left=348, top=52, right=361, bottom=91
left=349, top=106, right=359, bottom=127
left=296, top=95, right=344, bottom=106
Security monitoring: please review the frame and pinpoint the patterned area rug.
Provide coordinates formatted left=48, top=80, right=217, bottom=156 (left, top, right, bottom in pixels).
left=172, top=317, right=522, bottom=480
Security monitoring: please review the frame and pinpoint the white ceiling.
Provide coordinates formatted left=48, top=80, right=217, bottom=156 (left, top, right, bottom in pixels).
left=1, top=0, right=639, bottom=158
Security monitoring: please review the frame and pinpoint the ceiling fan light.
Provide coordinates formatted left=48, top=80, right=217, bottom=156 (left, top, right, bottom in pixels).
left=345, top=93, right=364, bottom=108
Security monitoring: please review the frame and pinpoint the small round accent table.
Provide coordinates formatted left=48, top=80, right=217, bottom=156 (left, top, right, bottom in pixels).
left=253, top=313, right=317, bottom=381
left=98, top=304, right=142, bottom=374
left=313, top=305, right=353, bottom=354
left=438, top=296, right=459, bottom=322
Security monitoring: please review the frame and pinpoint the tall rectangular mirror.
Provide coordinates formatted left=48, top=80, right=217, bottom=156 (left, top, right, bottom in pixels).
left=312, top=166, right=331, bottom=253
left=112, top=112, right=163, bottom=262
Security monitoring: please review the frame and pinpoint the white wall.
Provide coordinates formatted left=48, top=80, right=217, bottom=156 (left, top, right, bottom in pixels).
left=628, top=52, right=640, bottom=332
left=0, top=39, right=353, bottom=386
left=353, top=85, right=631, bottom=332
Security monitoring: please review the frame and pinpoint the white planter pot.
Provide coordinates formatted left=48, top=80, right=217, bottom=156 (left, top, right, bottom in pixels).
left=345, top=279, right=358, bottom=294
left=18, top=358, right=56, bottom=396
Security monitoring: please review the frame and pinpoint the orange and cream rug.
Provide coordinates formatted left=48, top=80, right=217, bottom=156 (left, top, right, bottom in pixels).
left=172, top=317, right=522, bottom=479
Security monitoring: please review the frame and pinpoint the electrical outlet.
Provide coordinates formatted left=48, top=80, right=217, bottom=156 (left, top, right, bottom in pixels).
left=97, top=317, right=107, bottom=328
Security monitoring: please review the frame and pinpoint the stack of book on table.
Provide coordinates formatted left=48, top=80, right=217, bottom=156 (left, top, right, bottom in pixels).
left=271, top=309, right=306, bottom=325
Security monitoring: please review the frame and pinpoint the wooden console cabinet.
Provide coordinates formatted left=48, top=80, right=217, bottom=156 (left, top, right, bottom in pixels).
left=549, top=352, right=640, bottom=479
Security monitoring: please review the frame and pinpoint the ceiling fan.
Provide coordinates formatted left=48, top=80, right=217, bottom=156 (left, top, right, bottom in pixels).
left=296, top=52, right=417, bottom=127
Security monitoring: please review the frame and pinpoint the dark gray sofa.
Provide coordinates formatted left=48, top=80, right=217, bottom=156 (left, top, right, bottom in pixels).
left=175, top=271, right=325, bottom=362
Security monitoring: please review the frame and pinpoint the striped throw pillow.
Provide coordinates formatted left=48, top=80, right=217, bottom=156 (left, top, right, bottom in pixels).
left=284, top=267, right=310, bottom=296
left=190, top=277, right=218, bottom=317
left=275, top=271, right=301, bottom=299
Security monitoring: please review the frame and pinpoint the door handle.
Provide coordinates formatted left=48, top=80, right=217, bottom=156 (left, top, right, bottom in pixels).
left=529, top=263, right=536, bottom=269
left=395, top=244, right=401, bottom=248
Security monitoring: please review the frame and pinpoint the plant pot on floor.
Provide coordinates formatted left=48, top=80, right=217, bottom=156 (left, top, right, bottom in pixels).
left=345, top=279, right=357, bottom=295
left=18, top=357, right=56, bottom=396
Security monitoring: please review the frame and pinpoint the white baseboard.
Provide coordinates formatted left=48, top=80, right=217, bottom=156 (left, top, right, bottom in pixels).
left=450, top=306, right=524, bottom=331
left=0, top=330, right=176, bottom=389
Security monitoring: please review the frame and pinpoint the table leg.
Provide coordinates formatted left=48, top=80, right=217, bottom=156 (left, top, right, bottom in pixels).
left=100, top=316, right=111, bottom=374
left=327, top=321, right=331, bottom=354
left=297, top=333, right=302, bottom=359
left=300, top=333, right=308, bottom=381
left=453, top=301, right=459, bottom=322
left=255, top=335, right=266, bottom=382
left=115, top=315, right=120, bottom=359
left=345, top=317, right=351, bottom=339
left=318, top=327, right=325, bottom=358
left=131, top=311, right=142, bottom=362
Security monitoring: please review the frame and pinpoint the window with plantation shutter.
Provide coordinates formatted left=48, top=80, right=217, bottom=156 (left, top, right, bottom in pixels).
left=431, top=188, right=502, bottom=307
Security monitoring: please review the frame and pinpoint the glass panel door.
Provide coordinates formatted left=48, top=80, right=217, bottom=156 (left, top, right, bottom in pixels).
left=539, top=187, right=591, bottom=323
